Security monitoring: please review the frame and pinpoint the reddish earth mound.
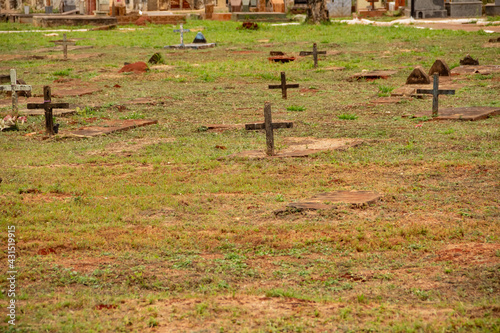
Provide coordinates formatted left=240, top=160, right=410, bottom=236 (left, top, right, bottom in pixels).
left=135, top=16, right=152, bottom=26
left=118, top=62, right=149, bottom=74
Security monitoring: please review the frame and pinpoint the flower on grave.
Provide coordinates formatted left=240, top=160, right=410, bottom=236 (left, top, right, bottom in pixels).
left=0, top=115, right=28, bottom=131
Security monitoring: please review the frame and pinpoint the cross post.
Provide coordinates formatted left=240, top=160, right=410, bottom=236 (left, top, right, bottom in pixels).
left=27, top=86, right=70, bottom=135
left=416, top=74, right=455, bottom=117
left=173, top=24, right=190, bottom=47
left=299, top=43, right=326, bottom=68
left=0, top=69, right=32, bottom=116
left=264, top=102, right=274, bottom=156
left=52, top=33, right=75, bottom=60
left=268, top=72, right=299, bottom=99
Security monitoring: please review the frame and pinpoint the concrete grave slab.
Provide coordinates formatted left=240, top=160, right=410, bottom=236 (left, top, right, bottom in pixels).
left=370, top=97, right=407, bottom=105
left=227, top=137, right=363, bottom=159
left=350, top=70, right=397, bottom=81
left=451, top=65, right=500, bottom=75
left=204, top=124, right=245, bottom=131
left=288, top=191, right=381, bottom=210
left=68, top=119, right=158, bottom=137
left=392, top=80, right=463, bottom=97
left=20, top=108, right=76, bottom=117
left=411, top=106, right=500, bottom=121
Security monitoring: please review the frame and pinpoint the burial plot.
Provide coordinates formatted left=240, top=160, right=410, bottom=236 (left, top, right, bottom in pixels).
left=0, top=69, right=32, bottom=114
left=165, top=24, right=216, bottom=49
left=268, top=72, right=299, bottom=99
left=451, top=65, right=500, bottom=75
left=228, top=103, right=363, bottom=158
left=49, top=79, right=102, bottom=97
left=27, top=86, right=70, bottom=135
left=68, top=119, right=158, bottom=137
left=287, top=191, right=381, bottom=210
left=416, top=74, right=455, bottom=118
left=51, top=34, right=75, bottom=60
left=299, top=43, right=326, bottom=68
left=268, top=56, right=296, bottom=63
left=350, top=70, right=397, bottom=81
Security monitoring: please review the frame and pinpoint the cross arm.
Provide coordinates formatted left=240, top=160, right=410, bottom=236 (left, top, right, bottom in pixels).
left=416, top=89, right=455, bottom=95
left=0, top=84, right=32, bottom=91
left=299, top=51, right=327, bottom=56
left=27, top=103, right=70, bottom=109
left=245, top=121, right=293, bottom=130
left=268, top=84, right=300, bottom=89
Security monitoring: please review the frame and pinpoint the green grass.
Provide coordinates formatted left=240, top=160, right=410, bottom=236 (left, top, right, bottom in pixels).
left=0, top=19, right=499, bottom=332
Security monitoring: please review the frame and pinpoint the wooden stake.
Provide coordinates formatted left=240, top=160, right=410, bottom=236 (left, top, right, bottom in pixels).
left=264, top=102, right=274, bottom=156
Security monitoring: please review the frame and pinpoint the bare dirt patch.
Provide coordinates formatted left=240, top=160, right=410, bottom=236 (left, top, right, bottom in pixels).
left=86, top=137, right=175, bottom=156
left=434, top=243, right=500, bottom=266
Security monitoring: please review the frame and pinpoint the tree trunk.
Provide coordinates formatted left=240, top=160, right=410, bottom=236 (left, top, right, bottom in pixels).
left=306, top=0, right=328, bottom=23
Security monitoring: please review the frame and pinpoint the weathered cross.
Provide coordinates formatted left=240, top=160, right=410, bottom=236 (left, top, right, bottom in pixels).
left=268, top=72, right=299, bottom=100
left=51, top=33, right=75, bottom=60
left=416, top=74, right=455, bottom=117
left=299, top=43, right=326, bottom=68
left=0, top=69, right=32, bottom=115
left=245, top=102, right=293, bottom=156
left=173, top=24, right=190, bottom=47
left=27, top=86, right=70, bottom=135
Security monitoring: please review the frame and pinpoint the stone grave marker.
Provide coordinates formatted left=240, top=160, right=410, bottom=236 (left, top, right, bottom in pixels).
left=27, top=86, right=70, bottom=135
left=51, top=34, right=76, bottom=60
left=460, top=54, right=479, bottom=66
left=428, top=59, right=451, bottom=76
left=299, top=43, right=326, bottom=68
left=268, top=72, right=299, bottom=99
left=231, top=0, right=242, bottom=11
left=0, top=69, right=32, bottom=115
left=485, top=0, right=500, bottom=15
left=242, top=0, right=250, bottom=11
left=416, top=74, right=455, bottom=117
left=287, top=191, right=381, bottom=210
left=406, top=66, right=430, bottom=84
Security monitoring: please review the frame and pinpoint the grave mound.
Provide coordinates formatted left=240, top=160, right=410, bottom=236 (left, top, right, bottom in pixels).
left=118, top=62, right=149, bottom=73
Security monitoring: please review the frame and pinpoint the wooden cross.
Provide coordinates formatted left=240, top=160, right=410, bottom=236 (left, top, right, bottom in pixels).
left=245, top=102, right=293, bottom=156
left=299, top=43, right=326, bottom=68
left=173, top=24, right=190, bottom=47
left=52, top=34, right=75, bottom=60
left=268, top=72, right=299, bottom=100
left=0, top=69, right=32, bottom=115
left=416, top=74, right=455, bottom=117
left=27, top=86, right=70, bottom=135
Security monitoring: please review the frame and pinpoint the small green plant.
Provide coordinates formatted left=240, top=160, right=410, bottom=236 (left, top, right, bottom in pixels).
left=53, top=69, right=73, bottom=76
left=286, top=105, right=306, bottom=112
left=275, top=194, right=285, bottom=202
left=120, top=112, right=145, bottom=120
left=338, top=113, right=358, bottom=120
left=377, top=85, right=394, bottom=97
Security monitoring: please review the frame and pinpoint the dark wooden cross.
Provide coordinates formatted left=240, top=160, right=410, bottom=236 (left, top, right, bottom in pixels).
left=245, top=102, right=293, bottom=156
left=27, top=86, right=70, bottom=135
left=0, top=69, right=32, bottom=115
left=173, top=24, right=190, bottom=47
left=416, top=74, right=455, bottom=117
left=52, top=34, right=75, bottom=60
left=268, top=72, right=299, bottom=100
left=299, top=43, right=326, bottom=68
